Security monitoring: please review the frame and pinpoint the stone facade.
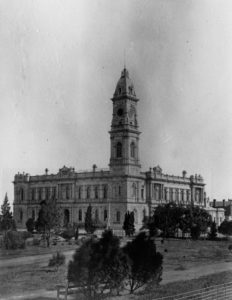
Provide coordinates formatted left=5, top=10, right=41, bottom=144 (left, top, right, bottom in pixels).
left=13, top=68, right=206, bottom=232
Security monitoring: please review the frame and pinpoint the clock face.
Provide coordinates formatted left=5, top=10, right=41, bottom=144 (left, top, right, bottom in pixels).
left=117, top=108, right=123, bottom=117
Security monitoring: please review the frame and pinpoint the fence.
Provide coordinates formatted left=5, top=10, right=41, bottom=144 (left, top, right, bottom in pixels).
left=154, top=281, right=232, bottom=300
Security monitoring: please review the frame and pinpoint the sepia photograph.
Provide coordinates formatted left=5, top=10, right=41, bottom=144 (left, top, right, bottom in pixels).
left=1, top=1, right=232, bottom=299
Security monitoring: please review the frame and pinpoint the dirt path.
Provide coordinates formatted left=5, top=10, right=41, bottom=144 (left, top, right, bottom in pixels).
left=1, top=258, right=232, bottom=299
left=0, top=250, right=75, bottom=271
left=162, top=260, right=232, bottom=284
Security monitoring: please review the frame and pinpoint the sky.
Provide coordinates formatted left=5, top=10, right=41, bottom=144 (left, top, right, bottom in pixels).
left=1, top=0, right=232, bottom=207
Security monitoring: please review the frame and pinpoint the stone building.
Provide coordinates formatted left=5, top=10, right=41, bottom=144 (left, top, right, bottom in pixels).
left=13, top=68, right=206, bottom=232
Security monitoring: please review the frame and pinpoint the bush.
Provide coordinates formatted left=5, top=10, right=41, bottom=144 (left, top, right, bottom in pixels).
left=48, top=251, right=65, bottom=268
left=21, top=231, right=33, bottom=240
left=33, top=237, right=40, bottom=246
left=60, top=229, right=75, bottom=241
left=3, top=230, right=25, bottom=249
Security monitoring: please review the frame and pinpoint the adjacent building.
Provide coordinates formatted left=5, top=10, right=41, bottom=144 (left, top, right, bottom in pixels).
left=13, top=68, right=207, bottom=232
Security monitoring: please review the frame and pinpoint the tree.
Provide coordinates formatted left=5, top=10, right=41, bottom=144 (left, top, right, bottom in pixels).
left=151, top=203, right=181, bottom=238
left=148, top=203, right=212, bottom=240
left=218, top=220, right=232, bottom=236
left=36, top=199, right=62, bottom=247
left=26, top=218, right=35, bottom=233
left=68, top=230, right=127, bottom=299
left=0, top=193, right=15, bottom=231
left=123, top=211, right=135, bottom=237
left=122, top=232, right=163, bottom=293
left=84, top=205, right=95, bottom=234
left=208, top=221, right=217, bottom=240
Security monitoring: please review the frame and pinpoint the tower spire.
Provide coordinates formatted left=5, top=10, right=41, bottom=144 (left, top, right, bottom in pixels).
left=124, top=49, right=126, bottom=69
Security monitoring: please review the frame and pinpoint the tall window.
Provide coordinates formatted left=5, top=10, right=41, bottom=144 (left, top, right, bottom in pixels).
left=181, top=190, right=184, bottom=202
left=46, top=187, right=49, bottom=200
left=20, top=188, right=24, bottom=201
left=32, top=210, right=35, bottom=219
left=118, top=186, right=121, bottom=196
left=103, top=186, right=107, bottom=199
left=116, top=142, right=122, bottom=158
left=20, top=210, right=23, bottom=222
left=95, top=209, right=99, bottom=221
left=38, top=188, right=42, bottom=201
left=78, top=187, right=82, bottom=199
left=116, top=211, right=120, bottom=223
left=141, top=187, right=144, bottom=200
left=95, top=187, right=98, bottom=199
left=130, top=142, right=135, bottom=158
left=52, top=187, right=56, bottom=199
left=31, top=188, right=35, bottom=201
left=79, top=209, right=82, bottom=222
left=87, top=187, right=90, bottom=199
left=104, top=209, right=107, bottom=221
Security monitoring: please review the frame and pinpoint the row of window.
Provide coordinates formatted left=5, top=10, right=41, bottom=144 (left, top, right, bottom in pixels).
left=27, top=185, right=109, bottom=202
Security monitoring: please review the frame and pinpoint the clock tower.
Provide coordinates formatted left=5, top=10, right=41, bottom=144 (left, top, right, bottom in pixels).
left=109, top=68, right=141, bottom=175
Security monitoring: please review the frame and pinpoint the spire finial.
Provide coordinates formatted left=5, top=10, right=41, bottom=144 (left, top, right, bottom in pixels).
left=124, top=49, right=126, bottom=69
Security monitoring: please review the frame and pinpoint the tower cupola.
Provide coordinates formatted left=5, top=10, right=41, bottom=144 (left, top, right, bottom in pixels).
left=114, top=68, right=136, bottom=98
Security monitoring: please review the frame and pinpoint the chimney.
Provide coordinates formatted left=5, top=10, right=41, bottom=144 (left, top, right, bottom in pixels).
left=45, top=168, right=48, bottom=175
left=223, top=199, right=226, bottom=207
left=213, top=199, right=216, bottom=207
left=182, top=170, right=187, bottom=178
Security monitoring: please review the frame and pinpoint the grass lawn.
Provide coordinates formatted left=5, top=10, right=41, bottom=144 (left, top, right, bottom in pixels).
left=1, top=238, right=232, bottom=298
left=156, top=238, right=232, bottom=271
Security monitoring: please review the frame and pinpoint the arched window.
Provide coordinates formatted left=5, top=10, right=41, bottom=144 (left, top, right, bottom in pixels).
left=116, top=142, right=122, bottom=158
left=79, top=209, right=82, bottom=222
left=95, top=187, right=98, bottom=199
left=116, top=211, right=120, bottom=223
left=104, top=209, right=107, bottom=221
left=103, top=186, right=107, bottom=199
left=87, top=187, right=90, bottom=199
left=130, top=142, right=135, bottom=158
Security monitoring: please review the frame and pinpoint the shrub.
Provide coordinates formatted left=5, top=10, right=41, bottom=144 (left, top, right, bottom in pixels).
left=3, top=230, right=25, bottom=249
left=48, top=251, right=65, bottom=269
left=33, top=237, right=40, bottom=246
left=21, top=231, right=33, bottom=240
left=60, top=229, right=75, bottom=241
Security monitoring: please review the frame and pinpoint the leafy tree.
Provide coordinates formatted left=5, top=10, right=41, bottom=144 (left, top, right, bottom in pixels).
left=84, top=205, right=95, bottom=234
left=26, top=218, right=35, bottom=233
left=36, top=199, right=62, bottom=247
left=208, top=221, right=217, bottom=240
left=149, top=203, right=212, bottom=240
left=218, top=220, right=232, bottom=236
left=190, top=206, right=212, bottom=237
left=0, top=193, right=16, bottom=231
left=151, top=203, right=181, bottom=237
left=122, top=232, right=163, bottom=293
left=68, top=230, right=127, bottom=299
left=123, top=211, right=135, bottom=237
